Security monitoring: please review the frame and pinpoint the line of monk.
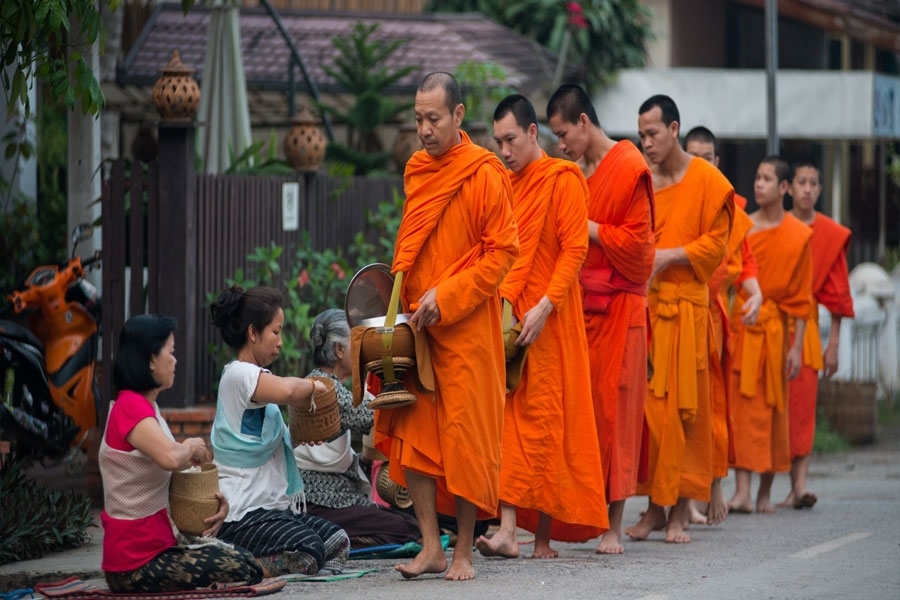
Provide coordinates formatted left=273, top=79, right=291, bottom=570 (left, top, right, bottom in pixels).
left=367, top=73, right=853, bottom=580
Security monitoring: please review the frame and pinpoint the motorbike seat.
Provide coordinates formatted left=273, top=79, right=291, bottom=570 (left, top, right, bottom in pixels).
left=0, top=320, right=45, bottom=353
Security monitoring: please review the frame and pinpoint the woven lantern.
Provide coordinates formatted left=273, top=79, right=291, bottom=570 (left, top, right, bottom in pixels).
left=283, top=106, right=327, bottom=172
left=152, top=50, right=200, bottom=122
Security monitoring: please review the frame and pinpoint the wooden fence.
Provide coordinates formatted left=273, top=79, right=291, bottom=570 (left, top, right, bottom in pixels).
left=101, top=154, right=402, bottom=415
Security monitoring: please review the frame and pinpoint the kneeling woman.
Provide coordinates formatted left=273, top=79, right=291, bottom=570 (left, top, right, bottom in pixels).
left=100, top=315, right=261, bottom=593
left=296, top=309, right=420, bottom=547
left=210, top=286, right=350, bottom=577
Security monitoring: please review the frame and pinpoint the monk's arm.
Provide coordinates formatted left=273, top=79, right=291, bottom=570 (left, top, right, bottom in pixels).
left=787, top=317, right=806, bottom=380
left=594, top=173, right=655, bottom=284
left=783, top=242, right=816, bottom=380
left=739, top=277, right=763, bottom=325
left=682, top=198, right=732, bottom=283
left=436, top=166, right=519, bottom=325
left=817, top=253, right=854, bottom=378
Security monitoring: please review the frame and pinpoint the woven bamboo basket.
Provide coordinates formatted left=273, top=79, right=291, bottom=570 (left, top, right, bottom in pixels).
left=169, top=463, right=219, bottom=536
left=375, top=462, right=412, bottom=509
left=358, top=323, right=416, bottom=363
left=817, top=379, right=878, bottom=445
left=289, top=376, right=341, bottom=446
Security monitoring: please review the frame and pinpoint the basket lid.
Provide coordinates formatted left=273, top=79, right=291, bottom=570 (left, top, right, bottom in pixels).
left=345, top=263, right=396, bottom=327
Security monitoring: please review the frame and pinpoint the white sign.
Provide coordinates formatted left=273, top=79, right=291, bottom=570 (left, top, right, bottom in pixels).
left=282, top=182, right=299, bottom=231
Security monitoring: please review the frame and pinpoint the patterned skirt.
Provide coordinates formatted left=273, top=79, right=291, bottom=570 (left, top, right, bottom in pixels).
left=218, top=508, right=349, bottom=577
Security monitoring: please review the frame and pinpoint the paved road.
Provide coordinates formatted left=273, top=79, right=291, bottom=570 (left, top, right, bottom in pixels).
left=3, top=426, right=898, bottom=599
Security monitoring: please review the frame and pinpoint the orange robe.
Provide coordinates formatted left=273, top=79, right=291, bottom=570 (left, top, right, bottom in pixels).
left=579, top=140, right=655, bottom=503
left=707, top=194, right=755, bottom=478
left=640, top=157, right=733, bottom=506
left=497, top=153, right=608, bottom=541
left=788, top=213, right=854, bottom=458
left=729, top=213, right=813, bottom=474
left=375, top=131, right=519, bottom=518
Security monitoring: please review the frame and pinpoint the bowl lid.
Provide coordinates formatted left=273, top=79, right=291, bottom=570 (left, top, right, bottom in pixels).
left=345, top=263, right=396, bottom=327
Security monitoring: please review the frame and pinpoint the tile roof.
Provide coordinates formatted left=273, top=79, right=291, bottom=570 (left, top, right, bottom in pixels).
left=118, top=4, right=571, bottom=96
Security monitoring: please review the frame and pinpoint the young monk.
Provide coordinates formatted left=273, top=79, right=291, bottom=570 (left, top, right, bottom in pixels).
left=544, top=83, right=654, bottom=554
left=626, top=95, right=733, bottom=544
left=373, top=72, right=519, bottom=581
left=474, top=93, right=607, bottom=560
left=778, top=159, right=854, bottom=509
left=727, top=156, right=814, bottom=514
left=683, top=126, right=762, bottom=526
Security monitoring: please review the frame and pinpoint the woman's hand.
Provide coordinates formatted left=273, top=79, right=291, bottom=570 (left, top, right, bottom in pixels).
left=182, top=437, right=212, bottom=466
left=202, top=492, right=229, bottom=537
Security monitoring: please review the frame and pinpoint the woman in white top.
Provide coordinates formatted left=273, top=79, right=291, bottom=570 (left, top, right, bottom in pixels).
left=210, top=285, right=349, bottom=577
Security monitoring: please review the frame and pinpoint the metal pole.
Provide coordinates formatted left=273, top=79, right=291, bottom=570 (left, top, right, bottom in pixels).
left=258, top=0, right=334, bottom=141
left=765, top=0, right=779, bottom=155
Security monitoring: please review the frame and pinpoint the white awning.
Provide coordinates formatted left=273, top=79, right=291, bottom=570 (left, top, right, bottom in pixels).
left=593, top=68, right=900, bottom=141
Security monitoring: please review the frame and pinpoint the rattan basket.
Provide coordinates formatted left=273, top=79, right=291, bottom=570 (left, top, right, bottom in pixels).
left=169, top=463, right=219, bottom=536
left=375, top=462, right=413, bottom=509
left=359, top=323, right=416, bottom=364
left=289, top=376, right=341, bottom=446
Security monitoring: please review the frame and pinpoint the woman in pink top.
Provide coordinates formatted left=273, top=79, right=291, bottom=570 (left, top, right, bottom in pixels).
left=100, top=315, right=261, bottom=592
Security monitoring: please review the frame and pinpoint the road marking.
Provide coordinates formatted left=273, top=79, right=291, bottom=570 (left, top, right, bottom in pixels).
left=790, top=531, right=873, bottom=559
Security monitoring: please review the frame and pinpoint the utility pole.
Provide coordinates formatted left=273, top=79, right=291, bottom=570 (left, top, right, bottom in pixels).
left=765, top=0, right=779, bottom=155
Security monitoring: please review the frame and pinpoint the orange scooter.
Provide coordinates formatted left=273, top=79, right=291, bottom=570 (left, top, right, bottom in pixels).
left=2, top=224, right=101, bottom=468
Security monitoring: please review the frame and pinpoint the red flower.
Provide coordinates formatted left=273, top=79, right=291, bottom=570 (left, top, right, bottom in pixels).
left=330, top=262, right=345, bottom=280
left=297, top=269, right=310, bottom=288
left=567, top=1, right=588, bottom=30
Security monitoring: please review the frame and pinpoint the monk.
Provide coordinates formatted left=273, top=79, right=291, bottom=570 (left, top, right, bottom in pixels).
left=778, top=159, right=854, bottom=509
left=727, top=156, right=813, bottom=515
left=474, top=93, right=608, bottom=560
left=625, top=95, right=733, bottom=544
left=373, top=72, right=519, bottom=580
left=683, top=126, right=762, bottom=526
left=544, top=83, right=654, bottom=554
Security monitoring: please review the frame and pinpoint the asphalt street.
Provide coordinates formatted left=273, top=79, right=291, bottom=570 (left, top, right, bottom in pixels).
left=2, top=424, right=898, bottom=599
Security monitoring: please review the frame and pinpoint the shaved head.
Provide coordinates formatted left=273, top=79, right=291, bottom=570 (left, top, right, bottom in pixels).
left=419, top=72, right=463, bottom=114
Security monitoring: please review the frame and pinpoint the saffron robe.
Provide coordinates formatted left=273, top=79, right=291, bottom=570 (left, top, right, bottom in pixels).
left=788, top=213, right=854, bottom=457
left=375, top=131, right=519, bottom=518
left=729, top=213, right=813, bottom=474
left=497, top=153, right=608, bottom=541
left=639, top=157, right=733, bottom=507
left=707, top=194, right=755, bottom=478
left=580, top=140, right=655, bottom=503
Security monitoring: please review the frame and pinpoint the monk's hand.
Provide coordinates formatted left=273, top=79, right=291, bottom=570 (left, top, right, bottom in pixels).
left=517, top=297, right=553, bottom=346
left=823, top=342, right=839, bottom=378
left=202, top=492, right=229, bottom=538
left=785, top=345, right=803, bottom=380
left=651, top=248, right=674, bottom=280
left=740, top=290, right=762, bottom=325
left=410, top=288, right=440, bottom=331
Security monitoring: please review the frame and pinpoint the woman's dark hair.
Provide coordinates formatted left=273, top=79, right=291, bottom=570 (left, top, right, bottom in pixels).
left=210, top=285, right=284, bottom=350
left=113, top=314, right=177, bottom=393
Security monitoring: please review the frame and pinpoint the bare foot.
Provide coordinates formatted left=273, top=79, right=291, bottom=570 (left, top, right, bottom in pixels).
left=596, top=532, right=624, bottom=555
left=776, top=491, right=795, bottom=508
left=756, top=497, right=777, bottom=514
left=531, top=540, right=558, bottom=559
left=664, top=519, right=691, bottom=544
left=625, top=505, right=666, bottom=541
left=688, top=500, right=708, bottom=525
left=707, top=488, right=728, bottom=525
left=445, top=548, right=475, bottom=581
left=396, top=548, right=448, bottom=579
left=475, top=533, right=519, bottom=558
left=727, top=493, right=754, bottom=514
left=793, top=492, right=817, bottom=510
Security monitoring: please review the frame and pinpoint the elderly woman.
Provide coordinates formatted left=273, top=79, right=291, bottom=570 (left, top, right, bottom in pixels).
left=295, top=308, right=420, bottom=547
left=100, top=315, right=262, bottom=592
left=209, top=286, right=350, bottom=577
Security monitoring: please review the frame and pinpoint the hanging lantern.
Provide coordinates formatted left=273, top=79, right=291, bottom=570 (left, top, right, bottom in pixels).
left=283, top=106, right=327, bottom=172
left=151, top=50, right=201, bottom=122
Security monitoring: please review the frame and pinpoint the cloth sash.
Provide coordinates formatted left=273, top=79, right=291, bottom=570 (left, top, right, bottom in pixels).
left=580, top=266, right=648, bottom=314
left=738, top=299, right=787, bottom=412
left=649, top=280, right=709, bottom=421
left=211, top=402, right=303, bottom=496
left=801, top=314, right=825, bottom=371
left=293, top=429, right=354, bottom=473
left=392, top=131, right=500, bottom=274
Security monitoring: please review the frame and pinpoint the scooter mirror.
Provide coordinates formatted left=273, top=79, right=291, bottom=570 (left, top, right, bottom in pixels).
left=71, top=223, right=94, bottom=255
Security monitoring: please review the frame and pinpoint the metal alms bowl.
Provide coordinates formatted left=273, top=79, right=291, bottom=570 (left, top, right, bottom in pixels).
left=345, top=263, right=397, bottom=327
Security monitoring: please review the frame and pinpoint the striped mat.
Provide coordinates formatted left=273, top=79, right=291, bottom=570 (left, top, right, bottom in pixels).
left=33, top=577, right=286, bottom=599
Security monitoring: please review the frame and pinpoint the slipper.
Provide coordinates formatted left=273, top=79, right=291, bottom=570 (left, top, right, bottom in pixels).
left=793, top=492, right=818, bottom=509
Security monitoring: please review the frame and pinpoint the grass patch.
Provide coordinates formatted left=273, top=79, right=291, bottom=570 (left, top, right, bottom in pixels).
left=877, top=391, right=900, bottom=425
left=813, top=409, right=851, bottom=453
